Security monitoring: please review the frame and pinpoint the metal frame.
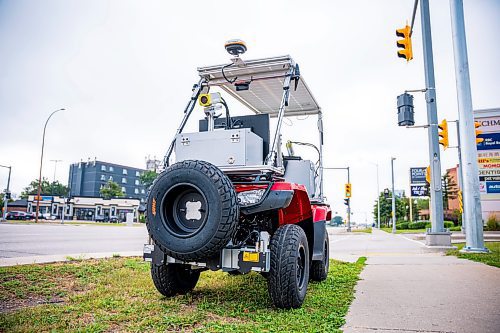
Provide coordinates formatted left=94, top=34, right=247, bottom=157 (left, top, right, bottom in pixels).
left=162, top=55, right=325, bottom=202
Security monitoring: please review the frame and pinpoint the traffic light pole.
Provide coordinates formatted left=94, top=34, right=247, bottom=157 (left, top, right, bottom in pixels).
left=449, top=0, right=487, bottom=252
left=0, top=165, right=12, bottom=221
left=391, top=158, right=397, bottom=233
left=420, top=0, right=448, bottom=245
left=324, top=166, right=351, bottom=232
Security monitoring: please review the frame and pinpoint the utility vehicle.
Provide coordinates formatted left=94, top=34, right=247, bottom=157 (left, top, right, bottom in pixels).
left=144, top=40, right=331, bottom=309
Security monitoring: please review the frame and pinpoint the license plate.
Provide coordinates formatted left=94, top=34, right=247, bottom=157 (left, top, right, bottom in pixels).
left=242, top=251, right=259, bottom=262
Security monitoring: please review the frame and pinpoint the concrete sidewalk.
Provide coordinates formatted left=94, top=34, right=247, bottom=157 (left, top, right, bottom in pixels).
left=328, top=228, right=500, bottom=333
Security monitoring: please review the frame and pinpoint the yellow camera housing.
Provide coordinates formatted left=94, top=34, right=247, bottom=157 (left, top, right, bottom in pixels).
left=198, top=93, right=221, bottom=107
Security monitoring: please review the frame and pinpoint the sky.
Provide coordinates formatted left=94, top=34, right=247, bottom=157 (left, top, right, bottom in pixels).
left=0, top=0, right=499, bottom=223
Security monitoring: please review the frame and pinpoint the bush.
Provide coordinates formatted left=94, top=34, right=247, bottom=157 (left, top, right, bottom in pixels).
left=449, top=226, right=461, bottom=231
left=486, top=214, right=500, bottom=231
left=396, top=222, right=409, bottom=230
left=444, top=221, right=454, bottom=229
left=408, top=221, right=430, bottom=229
left=139, top=214, right=146, bottom=223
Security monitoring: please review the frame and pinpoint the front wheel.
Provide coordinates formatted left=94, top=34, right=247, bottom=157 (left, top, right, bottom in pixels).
left=151, top=263, right=200, bottom=297
left=268, top=224, right=310, bottom=309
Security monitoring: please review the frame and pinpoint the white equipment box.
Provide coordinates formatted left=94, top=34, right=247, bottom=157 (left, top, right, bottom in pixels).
left=175, top=128, right=263, bottom=167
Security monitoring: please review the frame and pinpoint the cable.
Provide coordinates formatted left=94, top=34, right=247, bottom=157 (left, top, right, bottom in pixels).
left=222, top=63, right=237, bottom=84
left=220, top=97, right=232, bottom=130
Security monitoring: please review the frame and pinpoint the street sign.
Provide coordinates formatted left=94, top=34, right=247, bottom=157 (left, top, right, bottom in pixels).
left=410, top=167, right=427, bottom=184
left=411, top=185, right=428, bottom=197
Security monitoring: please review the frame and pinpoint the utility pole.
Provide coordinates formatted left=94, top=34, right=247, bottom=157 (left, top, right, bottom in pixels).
left=449, top=0, right=487, bottom=252
left=1, top=165, right=12, bottom=221
left=376, top=164, right=380, bottom=229
left=391, top=157, right=397, bottom=233
left=420, top=0, right=449, bottom=246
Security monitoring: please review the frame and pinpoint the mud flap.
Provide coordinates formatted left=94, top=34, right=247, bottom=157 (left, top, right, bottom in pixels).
left=312, top=220, right=326, bottom=261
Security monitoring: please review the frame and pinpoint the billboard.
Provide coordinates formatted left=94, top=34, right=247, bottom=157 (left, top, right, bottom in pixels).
left=411, top=185, right=428, bottom=197
left=409, top=167, right=427, bottom=184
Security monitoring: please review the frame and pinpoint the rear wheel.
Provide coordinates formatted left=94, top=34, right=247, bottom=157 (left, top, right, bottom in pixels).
left=146, top=160, right=239, bottom=261
left=310, top=230, right=329, bottom=281
left=268, top=224, right=310, bottom=309
left=151, top=263, right=200, bottom=297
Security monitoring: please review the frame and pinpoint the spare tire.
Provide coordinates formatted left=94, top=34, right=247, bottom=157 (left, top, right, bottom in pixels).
left=146, top=160, right=239, bottom=261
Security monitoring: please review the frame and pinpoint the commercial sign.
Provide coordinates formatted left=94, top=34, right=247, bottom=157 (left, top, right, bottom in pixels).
left=411, top=185, right=428, bottom=197
left=409, top=167, right=427, bottom=184
left=474, top=109, right=500, bottom=210
left=477, top=133, right=500, bottom=151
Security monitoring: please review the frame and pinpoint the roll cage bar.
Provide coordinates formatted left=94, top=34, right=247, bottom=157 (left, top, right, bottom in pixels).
left=162, top=55, right=325, bottom=202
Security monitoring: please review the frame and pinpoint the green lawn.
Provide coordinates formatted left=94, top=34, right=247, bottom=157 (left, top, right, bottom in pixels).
left=352, top=228, right=372, bottom=234
left=381, top=227, right=427, bottom=234
left=447, top=242, right=500, bottom=268
left=0, top=257, right=366, bottom=332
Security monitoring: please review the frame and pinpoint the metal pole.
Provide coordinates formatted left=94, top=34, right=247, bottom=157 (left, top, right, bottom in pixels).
left=391, top=157, right=397, bottom=233
left=377, top=164, right=380, bottom=229
left=420, top=0, right=445, bottom=234
left=450, top=0, right=486, bottom=252
left=347, top=167, right=351, bottom=232
left=35, top=108, right=65, bottom=223
left=455, top=121, right=466, bottom=234
left=409, top=196, right=413, bottom=223
left=1, top=165, right=11, bottom=221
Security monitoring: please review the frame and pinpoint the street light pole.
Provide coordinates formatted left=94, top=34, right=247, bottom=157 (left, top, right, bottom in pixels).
left=391, top=157, right=397, bottom=233
left=35, top=108, right=66, bottom=223
left=0, top=165, right=11, bottom=221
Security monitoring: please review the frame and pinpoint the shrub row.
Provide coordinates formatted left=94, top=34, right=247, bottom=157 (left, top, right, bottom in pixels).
left=395, top=221, right=454, bottom=230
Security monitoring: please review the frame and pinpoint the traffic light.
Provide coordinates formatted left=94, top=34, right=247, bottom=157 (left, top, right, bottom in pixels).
left=344, top=198, right=350, bottom=206
left=458, top=190, right=463, bottom=214
left=345, top=183, right=352, bottom=198
left=475, top=121, right=484, bottom=144
left=5, top=192, right=11, bottom=200
left=383, top=188, right=390, bottom=199
left=396, top=25, right=413, bottom=61
left=426, top=166, right=431, bottom=184
left=438, top=119, right=449, bottom=149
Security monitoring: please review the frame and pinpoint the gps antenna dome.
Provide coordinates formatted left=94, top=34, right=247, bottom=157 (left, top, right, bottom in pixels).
left=225, top=39, right=247, bottom=56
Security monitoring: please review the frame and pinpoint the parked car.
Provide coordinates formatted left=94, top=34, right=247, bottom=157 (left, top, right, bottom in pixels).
left=6, top=211, right=28, bottom=220
left=109, top=216, right=119, bottom=223
left=24, top=212, right=35, bottom=220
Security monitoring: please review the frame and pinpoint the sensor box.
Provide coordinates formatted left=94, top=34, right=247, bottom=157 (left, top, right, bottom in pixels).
left=175, top=129, right=263, bottom=167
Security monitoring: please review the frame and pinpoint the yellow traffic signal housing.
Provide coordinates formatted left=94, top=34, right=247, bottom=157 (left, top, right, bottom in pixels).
left=458, top=190, right=463, bottom=214
left=396, top=25, right=413, bottom=61
left=438, top=119, right=449, bottom=149
left=425, top=166, right=431, bottom=184
left=345, top=183, right=352, bottom=198
left=475, top=121, right=484, bottom=144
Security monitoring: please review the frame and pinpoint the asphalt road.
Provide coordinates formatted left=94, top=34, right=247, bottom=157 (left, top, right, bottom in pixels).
left=0, top=223, right=148, bottom=265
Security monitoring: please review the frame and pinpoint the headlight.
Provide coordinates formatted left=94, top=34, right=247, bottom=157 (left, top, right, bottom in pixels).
left=237, top=189, right=265, bottom=206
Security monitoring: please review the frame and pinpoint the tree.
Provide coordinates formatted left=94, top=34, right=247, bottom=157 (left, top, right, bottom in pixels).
left=442, top=171, right=458, bottom=210
left=100, top=180, right=125, bottom=199
left=373, top=191, right=408, bottom=227
left=21, top=178, right=69, bottom=198
left=139, top=170, right=158, bottom=189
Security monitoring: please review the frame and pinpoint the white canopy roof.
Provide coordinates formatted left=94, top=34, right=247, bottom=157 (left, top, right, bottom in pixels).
left=197, top=55, right=321, bottom=117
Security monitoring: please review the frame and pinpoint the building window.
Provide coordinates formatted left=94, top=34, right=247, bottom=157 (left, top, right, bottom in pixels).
left=101, top=165, right=106, bottom=171
left=109, top=176, right=113, bottom=181
left=100, top=175, right=106, bottom=181
left=122, top=177, right=127, bottom=184
left=135, top=179, right=140, bottom=185
left=136, top=171, right=141, bottom=177
left=121, top=187, right=126, bottom=193
left=141, top=189, right=145, bottom=194
left=109, top=166, right=114, bottom=172
left=134, top=188, right=139, bottom=194
left=123, top=169, right=128, bottom=175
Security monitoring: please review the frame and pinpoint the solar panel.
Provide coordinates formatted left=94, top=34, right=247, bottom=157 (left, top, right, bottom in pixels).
left=197, top=55, right=321, bottom=117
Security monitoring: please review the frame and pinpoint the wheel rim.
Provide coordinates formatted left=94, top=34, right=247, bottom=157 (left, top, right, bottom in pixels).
left=160, top=183, right=209, bottom=238
left=296, top=245, right=306, bottom=290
